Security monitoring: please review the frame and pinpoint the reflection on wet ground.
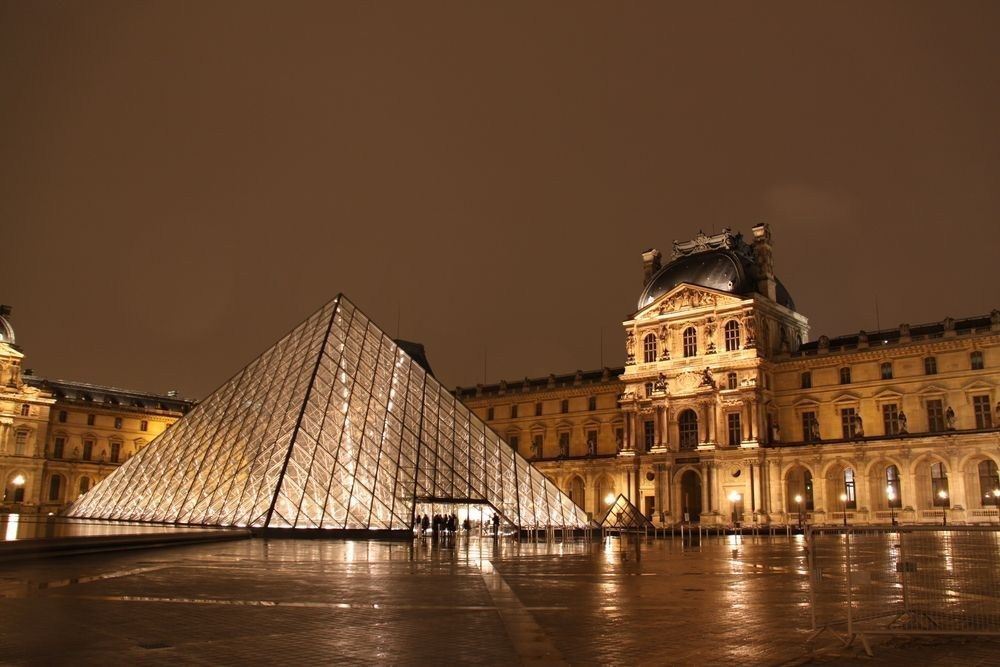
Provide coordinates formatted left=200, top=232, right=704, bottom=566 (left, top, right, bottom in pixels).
left=0, top=533, right=994, bottom=664
left=0, top=514, right=221, bottom=541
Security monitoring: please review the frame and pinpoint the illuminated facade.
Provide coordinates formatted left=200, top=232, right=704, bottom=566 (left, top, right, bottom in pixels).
left=459, top=225, right=1000, bottom=527
left=0, top=307, right=191, bottom=514
left=69, top=296, right=589, bottom=532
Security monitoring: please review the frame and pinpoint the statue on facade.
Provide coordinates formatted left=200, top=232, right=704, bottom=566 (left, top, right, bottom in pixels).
left=898, top=411, right=908, bottom=435
left=559, top=435, right=569, bottom=457
left=853, top=414, right=864, bottom=438
left=945, top=406, right=956, bottom=430
left=587, top=435, right=596, bottom=456
left=743, top=314, right=757, bottom=348
left=700, top=368, right=715, bottom=388
left=531, top=438, right=541, bottom=459
left=625, top=331, right=635, bottom=364
left=654, top=373, right=667, bottom=393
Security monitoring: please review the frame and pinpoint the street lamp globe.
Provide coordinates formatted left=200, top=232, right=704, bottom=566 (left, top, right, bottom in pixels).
left=604, top=493, right=616, bottom=506
left=728, top=491, right=741, bottom=503
left=794, top=494, right=803, bottom=504
left=12, top=474, right=25, bottom=486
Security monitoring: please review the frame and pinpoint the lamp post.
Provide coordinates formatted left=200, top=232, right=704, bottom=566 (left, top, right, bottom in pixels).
left=794, top=494, right=804, bottom=530
left=938, top=489, right=949, bottom=526
left=728, top=491, right=741, bottom=529
left=839, top=493, right=848, bottom=527
left=887, top=485, right=897, bottom=526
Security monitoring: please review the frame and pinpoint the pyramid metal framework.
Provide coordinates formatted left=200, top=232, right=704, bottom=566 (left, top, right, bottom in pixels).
left=68, top=295, right=590, bottom=532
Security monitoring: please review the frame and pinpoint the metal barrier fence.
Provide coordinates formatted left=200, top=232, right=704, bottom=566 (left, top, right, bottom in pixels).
left=807, top=525, right=1000, bottom=655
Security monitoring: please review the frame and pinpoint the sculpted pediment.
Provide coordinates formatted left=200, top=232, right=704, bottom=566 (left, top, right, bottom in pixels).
left=635, top=283, right=744, bottom=320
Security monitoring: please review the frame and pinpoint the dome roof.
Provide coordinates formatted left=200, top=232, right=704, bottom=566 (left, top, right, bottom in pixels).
left=638, top=249, right=795, bottom=311
left=0, top=311, right=14, bottom=346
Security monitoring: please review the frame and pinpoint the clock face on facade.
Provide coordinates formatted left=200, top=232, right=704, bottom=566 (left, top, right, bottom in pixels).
left=731, top=468, right=742, bottom=478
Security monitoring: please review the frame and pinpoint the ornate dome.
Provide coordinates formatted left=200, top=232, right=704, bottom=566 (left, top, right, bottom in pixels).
left=0, top=308, right=14, bottom=346
left=637, top=249, right=795, bottom=311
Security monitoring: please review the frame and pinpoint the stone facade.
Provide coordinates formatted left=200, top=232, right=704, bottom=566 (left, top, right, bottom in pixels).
left=458, top=225, right=1000, bottom=527
left=0, top=307, right=193, bottom=515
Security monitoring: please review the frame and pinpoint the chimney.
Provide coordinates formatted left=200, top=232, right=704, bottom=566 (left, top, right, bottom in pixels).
left=751, top=223, right=777, bottom=301
left=641, top=249, right=662, bottom=287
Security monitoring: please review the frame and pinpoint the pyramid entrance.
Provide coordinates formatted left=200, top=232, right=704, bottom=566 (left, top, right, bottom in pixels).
left=67, top=295, right=590, bottom=536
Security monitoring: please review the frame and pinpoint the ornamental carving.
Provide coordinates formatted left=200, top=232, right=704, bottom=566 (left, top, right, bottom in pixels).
left=673, top=371, right=702, bottom=393
left=659, top=288, right=720, bottom=313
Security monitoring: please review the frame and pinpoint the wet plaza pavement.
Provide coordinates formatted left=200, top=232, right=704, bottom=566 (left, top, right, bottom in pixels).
left=0, top=533, right=998, bottom=665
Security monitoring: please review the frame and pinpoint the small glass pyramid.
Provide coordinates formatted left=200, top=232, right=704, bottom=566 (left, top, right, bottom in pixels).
left=68, top=295, right=590, bottom=532
left=599, top=494, right=653, bottom=529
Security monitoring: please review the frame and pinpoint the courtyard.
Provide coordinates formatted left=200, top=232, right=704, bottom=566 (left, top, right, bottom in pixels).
left=2, top=533, right=997, bottom=665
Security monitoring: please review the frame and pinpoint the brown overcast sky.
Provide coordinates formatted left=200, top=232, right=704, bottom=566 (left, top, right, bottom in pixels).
left=2, top=1, right=999, bottom=399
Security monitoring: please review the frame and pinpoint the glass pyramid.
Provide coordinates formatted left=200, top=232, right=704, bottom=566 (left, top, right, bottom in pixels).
left=599, top=494, right=653, bottom=530
left=67, top=295, right=590, bottom=532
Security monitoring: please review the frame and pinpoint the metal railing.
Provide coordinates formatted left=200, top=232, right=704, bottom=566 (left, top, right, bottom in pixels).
left=807, top=525, right=1000, bottom=655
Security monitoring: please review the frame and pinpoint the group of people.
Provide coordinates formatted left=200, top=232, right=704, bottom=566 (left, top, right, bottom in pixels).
left=415, top=513, right=461, bottom=536
left=413, top=512, right=503, bottom=538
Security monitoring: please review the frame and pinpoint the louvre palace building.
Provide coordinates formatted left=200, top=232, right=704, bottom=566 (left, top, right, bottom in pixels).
left=0, top=308, right=193, bottom=514
left=458, top=224, right=1000, bottom=528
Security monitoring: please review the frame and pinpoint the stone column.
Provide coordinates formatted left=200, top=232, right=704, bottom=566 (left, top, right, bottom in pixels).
left=662, top=406, right=671, bottom=449
left=707, top=401, right=717, bottom=444
left=700, top=462, right=710, bottom=514
left=948, top=453, right=967, bottom=510
left=653, top=407, right=662, bottom=446
left=749, top=400, right=759, bottom=441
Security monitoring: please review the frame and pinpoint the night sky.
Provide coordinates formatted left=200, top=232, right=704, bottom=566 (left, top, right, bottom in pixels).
left=2, top=1, right=999, bottom=400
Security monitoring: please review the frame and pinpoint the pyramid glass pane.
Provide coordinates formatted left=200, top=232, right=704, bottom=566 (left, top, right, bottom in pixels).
left=68, top=295, right=590, bottom=531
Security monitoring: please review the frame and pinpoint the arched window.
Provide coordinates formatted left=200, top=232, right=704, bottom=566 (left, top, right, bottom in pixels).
left=78, top=476, right=91, bottom=496
left=48, top=475, right=63, bottom=501
left=843, top=468, right=857, bottom=509
left=979, top=460, right=1000, bottom=507
left=930, top=462, right=949, bottom=506
left=886, top=465, right=902, bottom=508
left=724, top=320, right=741, bottom=352
left=678, top=409, right=699, bottom=450
left=682, top=327, right=697, bottom=358
left=643, top=333, right=657, bottom=363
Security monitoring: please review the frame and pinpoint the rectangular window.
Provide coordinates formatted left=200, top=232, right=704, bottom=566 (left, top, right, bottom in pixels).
left=972, top=351, right=985, bottom=370
left=53, top=437, right=65, bottom=459
left=882, top=403, right=901, bottom=435
left=58, top=410, right=67, bottom=423
left=839, top=367, right=851, bottom=384
left=924, top=357, right=937, bottom=375
left=726, top=372, right=738, bottom=390
left=82, top=439, right=94, bottom=461
left=509, top=435, right=519, bottom=451
left=532, top=434, right=543, bottom=458
left=559, top=432, right=570, bottom=456
left=974, top=395, right=993, bottom=429
left=20, top=404, right=29, bottom=416
left=801, top=372, right=812, bottom=389
left=841, top=408, right=858, bottom=439
left=86, top=414, right=95, bottom=426
left=114, top=417, right=122, bottom=429
left=727, top=413, right=742, bottom=446
left=110, top=442, right=121, bottom=463
left=643, top=420, right=655, bottom=452
left=140, top=420, right=149, bottom=432
left=486, top=407, right=494, bottom=421
left=588, top=396, right=597, bottom=411
left=880, top=362, right=893, bottom=380
left=927, top=399, right=945, bottom=432
left=561, top=399, right=569, bottom=414
left=802, top=411, right=818, bottom=442
left=843, top=469, right=857, bottom=509
left=535, top=402, right=542, bottom=417
left=510, top=405, right=518, bottom=419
